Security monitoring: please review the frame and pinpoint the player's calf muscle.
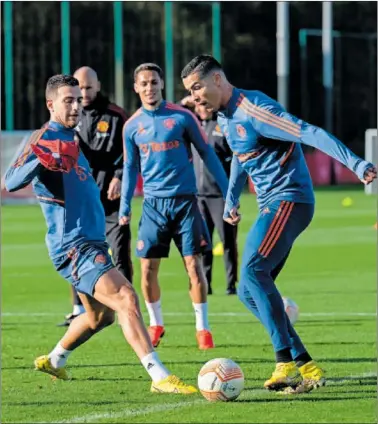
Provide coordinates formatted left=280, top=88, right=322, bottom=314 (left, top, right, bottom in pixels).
left=87, top=310, right=115, bottom=331
left=184, top=255, right=207, bottom=284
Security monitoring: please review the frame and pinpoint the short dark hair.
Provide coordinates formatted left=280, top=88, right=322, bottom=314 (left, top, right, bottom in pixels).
left=45, top=74, right=79, bottom=99
left=134, top=63, right=164, bottom=81
left=181, top=55, right=222, bottom=79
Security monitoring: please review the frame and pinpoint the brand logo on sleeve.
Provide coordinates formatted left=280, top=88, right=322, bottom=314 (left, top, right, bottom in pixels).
left=236, top=124, right=247, bottom=139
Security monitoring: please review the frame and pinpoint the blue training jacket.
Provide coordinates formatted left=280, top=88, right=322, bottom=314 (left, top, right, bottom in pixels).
left=119, top=100, right=229, bottom=218
left=217, top=88, right=374, bottom=214
left=4, top=121, right=106, bottom=259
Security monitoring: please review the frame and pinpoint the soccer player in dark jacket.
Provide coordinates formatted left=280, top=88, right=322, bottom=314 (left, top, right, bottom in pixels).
left=181, top=96, right=238, bottom=296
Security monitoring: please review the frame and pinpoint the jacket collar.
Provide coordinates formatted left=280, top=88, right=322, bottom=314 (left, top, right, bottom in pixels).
left=218, top=87, right=241, bottom=118
left=48, top=121, right=75, bottom=133
left=141, top=99, right=166, bottom=116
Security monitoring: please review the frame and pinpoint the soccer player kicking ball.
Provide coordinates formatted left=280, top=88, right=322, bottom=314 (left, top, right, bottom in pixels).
left=181, top=55, right=377, bottom=394
left=119, top=63, right=229, bottom=350
left=3, top=74, right=196, bottom=395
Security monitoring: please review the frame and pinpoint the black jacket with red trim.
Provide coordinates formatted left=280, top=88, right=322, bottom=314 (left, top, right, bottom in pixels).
left=75, top=92, right=128, bottom=215
left=192, top=116, right=233, bottom=197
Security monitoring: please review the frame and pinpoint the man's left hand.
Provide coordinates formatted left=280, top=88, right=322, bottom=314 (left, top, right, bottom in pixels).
left=107, top=177, right=121, bottom=200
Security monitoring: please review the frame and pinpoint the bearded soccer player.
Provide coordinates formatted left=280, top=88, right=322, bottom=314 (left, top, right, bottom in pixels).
left=119, top=63, right=229, bottom=350
left=181, top=55, right=377, bottom=394
left=3, top=74, right=196, bottom=395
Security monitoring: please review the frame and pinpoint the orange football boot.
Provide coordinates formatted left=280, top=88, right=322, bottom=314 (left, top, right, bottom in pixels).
left=196, top=329, right=215, bottom=350
left=148, top=325, right=165, bottom=348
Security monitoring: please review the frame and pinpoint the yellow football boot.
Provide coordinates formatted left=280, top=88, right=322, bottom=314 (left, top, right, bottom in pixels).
left=34, top=355, right=69, bottom=381
left=264, top=361, right=302, bottom=391
left=299, top=360, right=326, bottom=390
left=279, top=361, right=326, bottom=394
left=151, top=375, right=198, bottom=394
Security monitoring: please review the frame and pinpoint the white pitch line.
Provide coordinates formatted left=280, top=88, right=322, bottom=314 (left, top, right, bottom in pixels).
left=50, top=399, right=204, bottom=424
left=36, top=372, right=376, bottom=424
left=327, top=372, right=377, bottom=386
left=1, top=311, right=376, bottom=317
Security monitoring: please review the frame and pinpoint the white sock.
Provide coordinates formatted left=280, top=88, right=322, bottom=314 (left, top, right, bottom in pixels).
left=141, top=352, right=170, bottom=382
left=48, top=342, right=72, bottom=368
left=73, top=304, right=85, bottom=315
left=192, top=302, right=210, bottom=331
left=145, top=300, right=164, bottom=326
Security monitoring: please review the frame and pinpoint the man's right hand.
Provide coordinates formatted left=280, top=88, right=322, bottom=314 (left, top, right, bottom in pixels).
left=119, top=215, right=131, bottom=226
left=223, top=207, right=242, bottom=226
left=181, top=96, right=196, bottom=110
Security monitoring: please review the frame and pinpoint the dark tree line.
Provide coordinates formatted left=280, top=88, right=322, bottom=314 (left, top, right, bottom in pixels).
left=1, top=1, right=376, bottom=155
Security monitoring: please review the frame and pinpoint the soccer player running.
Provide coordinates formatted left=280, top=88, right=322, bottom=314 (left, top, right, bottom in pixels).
left=3, top=74, right=196, bottom=394
left=181, top=55, right=377, bottom=394
left=119, top=63, right=229, bottom=350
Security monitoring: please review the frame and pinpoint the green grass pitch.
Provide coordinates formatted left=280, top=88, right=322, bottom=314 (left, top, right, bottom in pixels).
left=2, top=188, right=376, bottom=423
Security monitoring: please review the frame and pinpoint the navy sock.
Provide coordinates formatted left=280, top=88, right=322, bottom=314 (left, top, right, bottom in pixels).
left=294, top=352, right=312, bottom=368
left=275, top=348, right=293, bottom=363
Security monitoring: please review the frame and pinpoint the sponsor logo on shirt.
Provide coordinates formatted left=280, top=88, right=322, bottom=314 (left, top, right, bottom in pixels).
left=139, top=140, right=180, bottom=154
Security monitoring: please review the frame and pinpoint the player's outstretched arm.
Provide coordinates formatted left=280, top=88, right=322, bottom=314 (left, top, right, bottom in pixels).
left=184, top=110, right=229, bottom=198
left=250, top=93, right=376, bottom=184
left=119, top=126, right=139, bottom=225
left=3, top=134, right=43, bottom=192
left=223, top=155, right=247, bottom=225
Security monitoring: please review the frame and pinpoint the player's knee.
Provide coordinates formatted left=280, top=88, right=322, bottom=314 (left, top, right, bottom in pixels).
left=241, top=252, right=270, bottom=280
